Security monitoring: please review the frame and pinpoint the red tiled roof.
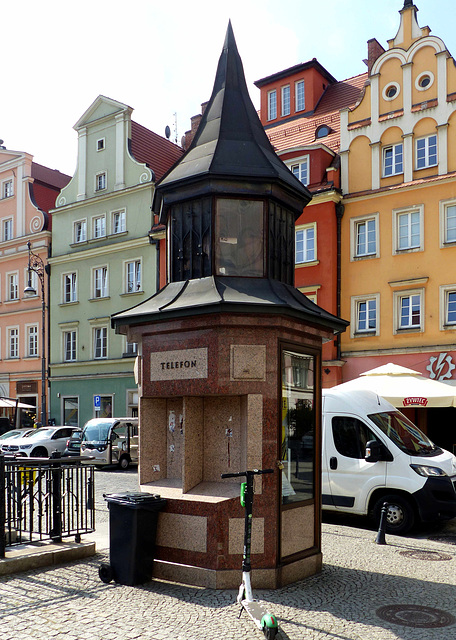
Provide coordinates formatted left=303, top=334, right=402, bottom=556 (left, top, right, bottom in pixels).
left=31, top=163, right=71, bottom=213
left=130, top=121, right=184, bottom=181
left=266, top=73, right=368, bottom=155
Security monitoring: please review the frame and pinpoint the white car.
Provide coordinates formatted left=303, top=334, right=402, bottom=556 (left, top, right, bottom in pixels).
left=3, top=426, right=78, bottom=458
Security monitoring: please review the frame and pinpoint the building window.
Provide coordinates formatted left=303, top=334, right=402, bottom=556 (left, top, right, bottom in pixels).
left=2, top=218, right=13, bottom=241
left=126, top=260, right=141, bottom=293
left=95, top=172, right=107, bottom=191
left=355, top=298, right=377, bottom=333
left=93, top=215, right=106, bottom=239
left=125, top=341, right=138, bottom=356
left=7, top=273, right=18, bottom=301
left=63, top=272, right=77, bottom=303
left=441, top=201, right=456, bottom=245
left=8, top=328, right=19, bottom=359
left=383, top=143, right=403, bottom=177
left=316, top=125, right=331, bottom=139
left=93, top=327, right=107, bottom=359
left=355, top=218, right=377, bottom=257
left=394, top=290, right=423, bottom=332
left=295, top=224, right=316, bottom=264
left=112, top=209, right=126, bottom=234
left=291, top=157, right=309, bottom=186
left=27, top=325, right=38, bottom=357
left=393, top=206, right=423, bottom=254
left=63, top=397, right=79, bottom=427
left=96, top=138, right=105, bottom=151
left=93, top=267, right=108, bottom=298
left=2, top=180, right=13, bottom=199
left=281, top=85, right=290, bottom=117
left=73, top=220, right=87, bottom=243
left=295, top=80, right=305, bottom=112
left=416, top=134, right=437, bottom=169
left=383, top=83, right=400, bottom=100
left=446, top=291, right=456, bottom=325
left=267, top=90, right=277, bottom=121
left=439, top=284, right=456, bottom=329
left=64, top=330, right=77, bottom=361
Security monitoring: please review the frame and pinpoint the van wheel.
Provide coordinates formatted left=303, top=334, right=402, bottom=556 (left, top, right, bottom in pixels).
left=118, top=455, right=130, bottom=470
left=372, top=494, right=415, bottom=535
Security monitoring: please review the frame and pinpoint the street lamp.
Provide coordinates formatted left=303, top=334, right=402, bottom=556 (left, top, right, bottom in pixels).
left=24, top=241, right=47, bottom=426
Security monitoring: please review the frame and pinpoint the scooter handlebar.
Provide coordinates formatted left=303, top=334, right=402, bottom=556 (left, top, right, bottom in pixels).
left=221, top=468, right=274, bottom=479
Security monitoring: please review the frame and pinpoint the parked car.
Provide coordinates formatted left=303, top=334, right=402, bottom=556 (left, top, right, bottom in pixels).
left=62, top=429, right=82, bottom=457
left=0, top=428, right=35, bottom=451
left=3, top=426, right=78, bottom=458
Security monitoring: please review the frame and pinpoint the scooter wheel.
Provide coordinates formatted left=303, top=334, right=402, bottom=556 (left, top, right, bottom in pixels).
left=99, top=563, right=114, bottom=583
left=263, top=627, right=278, bottom=640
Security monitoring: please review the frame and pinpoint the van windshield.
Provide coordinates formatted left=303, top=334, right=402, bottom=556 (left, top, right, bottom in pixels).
left=368, top=411, right=441, bottom=456
left=82, top=420, right=113, bottom=443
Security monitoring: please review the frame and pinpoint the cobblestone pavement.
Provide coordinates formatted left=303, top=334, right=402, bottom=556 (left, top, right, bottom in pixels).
left=0, top=469, right=455, bottom=640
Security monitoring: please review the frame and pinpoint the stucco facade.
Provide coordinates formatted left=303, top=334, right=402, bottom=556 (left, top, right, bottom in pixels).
left=48, top=96, right=182, bottom=427
left=339, top=2, right=456, bottom=448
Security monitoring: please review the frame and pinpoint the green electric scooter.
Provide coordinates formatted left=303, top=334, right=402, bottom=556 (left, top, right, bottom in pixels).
left=221, top=468, right=279, bottom=640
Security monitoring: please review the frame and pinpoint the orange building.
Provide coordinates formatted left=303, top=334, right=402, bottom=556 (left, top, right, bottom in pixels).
left=339, top=1, right=456, bottom=448
left=254, top=62, right=366, bottom=385
left=0, top=145, right=69, bottom=424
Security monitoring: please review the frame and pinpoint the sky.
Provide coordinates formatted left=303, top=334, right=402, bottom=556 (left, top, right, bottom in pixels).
left=2, top=0, right=456, bottom=176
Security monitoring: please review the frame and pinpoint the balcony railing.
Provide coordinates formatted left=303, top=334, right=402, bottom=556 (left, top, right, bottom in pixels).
left=0, top=454, right=95, bottom=557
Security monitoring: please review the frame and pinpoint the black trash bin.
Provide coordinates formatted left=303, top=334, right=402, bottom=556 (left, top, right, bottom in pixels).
left=99, top=492, right=166, bottom=586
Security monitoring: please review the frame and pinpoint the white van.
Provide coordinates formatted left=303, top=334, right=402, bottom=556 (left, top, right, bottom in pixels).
left=80, top=418, right=138, bottom=470
left=322, top=388, right=456, bottom=534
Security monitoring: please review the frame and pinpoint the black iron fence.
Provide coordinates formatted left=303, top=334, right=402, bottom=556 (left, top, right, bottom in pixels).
left=0, top=454, right=95, bottom=557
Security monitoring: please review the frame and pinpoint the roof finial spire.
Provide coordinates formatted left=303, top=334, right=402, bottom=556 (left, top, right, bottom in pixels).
left=403, top=0, right=414, bottom=7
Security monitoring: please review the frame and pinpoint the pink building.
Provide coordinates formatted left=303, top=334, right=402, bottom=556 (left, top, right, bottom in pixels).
left=0, top=144, right=69, bottom=425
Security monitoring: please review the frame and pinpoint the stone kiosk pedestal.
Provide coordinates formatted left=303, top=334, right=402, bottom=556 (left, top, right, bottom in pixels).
left=112, top=24, right=347, bottom=589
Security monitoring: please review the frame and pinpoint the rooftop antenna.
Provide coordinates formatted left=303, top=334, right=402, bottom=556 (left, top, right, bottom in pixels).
left=0, top=140, right=6, bottom=150
left=173, top=112, right=178, bottom=144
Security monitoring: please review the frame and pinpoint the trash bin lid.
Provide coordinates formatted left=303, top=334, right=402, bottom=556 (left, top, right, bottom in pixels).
left=104, top=492, right=166, bottom=510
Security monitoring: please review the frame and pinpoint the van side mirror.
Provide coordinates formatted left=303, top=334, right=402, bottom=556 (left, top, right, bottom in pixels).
left=365, top=440, right=382, bottom=463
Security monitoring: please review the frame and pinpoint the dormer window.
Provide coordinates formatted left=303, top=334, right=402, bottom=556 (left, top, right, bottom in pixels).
left=295, top=80, right=305, bottom=112
left=291, top=157, right=309, bottom=186
left=281, top=85, right=290, bottom=117
left=316, top=125, right=331, bottom=139
left=268, top=90, right=277, bottom=121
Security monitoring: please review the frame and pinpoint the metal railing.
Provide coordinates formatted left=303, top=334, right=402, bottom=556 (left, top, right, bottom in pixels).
left=0, top=454, right=95, bottom=557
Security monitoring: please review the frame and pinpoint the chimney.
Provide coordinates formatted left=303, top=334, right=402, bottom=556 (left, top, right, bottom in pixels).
left=367, top=38, right=386, bottom=75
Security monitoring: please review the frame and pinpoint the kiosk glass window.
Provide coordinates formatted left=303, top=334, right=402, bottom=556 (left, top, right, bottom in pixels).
left=281, top=350, right=315, bottom=504
left=215, top=199, right=265, bottom=277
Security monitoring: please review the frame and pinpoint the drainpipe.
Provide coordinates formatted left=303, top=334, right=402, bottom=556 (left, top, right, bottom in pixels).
left=335, top=202, right=344, bottom=361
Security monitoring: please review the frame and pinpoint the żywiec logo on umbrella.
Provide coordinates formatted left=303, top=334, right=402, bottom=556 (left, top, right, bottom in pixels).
left=403, top=397, right=429, bottom=407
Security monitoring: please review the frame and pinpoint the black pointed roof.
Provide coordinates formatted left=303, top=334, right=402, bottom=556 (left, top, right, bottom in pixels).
left=153, top=21, right=311, bottom=218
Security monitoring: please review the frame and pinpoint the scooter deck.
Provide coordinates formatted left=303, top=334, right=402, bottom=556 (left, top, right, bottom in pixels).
left=241, top=599, right=270, bottom=629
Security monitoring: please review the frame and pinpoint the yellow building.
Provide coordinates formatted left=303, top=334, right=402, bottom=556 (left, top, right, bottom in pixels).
left=339, top=1, right=456, bottom=448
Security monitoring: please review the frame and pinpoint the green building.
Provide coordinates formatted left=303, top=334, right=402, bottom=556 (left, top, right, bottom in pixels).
left=48, top=96, right=182, bottom=427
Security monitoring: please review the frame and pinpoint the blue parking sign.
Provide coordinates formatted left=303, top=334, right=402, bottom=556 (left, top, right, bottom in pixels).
left=94, top=395, right=101, bottom=411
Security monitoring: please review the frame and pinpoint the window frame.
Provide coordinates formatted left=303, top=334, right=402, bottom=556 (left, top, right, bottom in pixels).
left=393, top=288, right=424, bottom=334
left=439, top=199, right=456, bottom=246
left=382, top=143, right=403, bottom=177
left=92, top=214, right=106, bottom=239
left=95, top=171, right=107, bottom=192
left=93, top=266, right=108, bottom=299
left=351, top=294, right=380, bottom=337
left=295, top=80, right=305, bottom=112
left=439, top=284, right=456, bottom=330
left=267, top=89, right=277, bottom=121
left=93, top=326, right=108, bottom=360
left=415, top=134, right=437, bottom=170
left=281, top=84, right=290, bottom=117
left=7, top=327, right=19, bottom=359
left=125, top=259, right=142, bottom=293
left=350, top=213, right=379, bottom=261
left=6, top=272, right=19, bottom=301
left=392, top=205, right=424, bottom=254
left=289, top=155, right=310, bottom=186
left=26, top=324, right=39, bottom=358
left=63, top=329, right=77, bottom=362
left=62, top=272, right=77, bottom=304
left=111, top=209, right=126, bottom=235
left=295, top=223, right=317, bottom=265
left=2, top=179, right=13, bottom=199
left=73, top=219, right=87, bottom=244
left=2, top=218, right=13, bottom=241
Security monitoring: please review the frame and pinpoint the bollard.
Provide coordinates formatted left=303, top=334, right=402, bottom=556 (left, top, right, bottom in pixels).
left=375, top=501, right=389, bottom=545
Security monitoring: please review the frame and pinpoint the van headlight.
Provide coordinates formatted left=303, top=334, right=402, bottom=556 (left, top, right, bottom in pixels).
left=410, top=464, right=447, bottom=477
